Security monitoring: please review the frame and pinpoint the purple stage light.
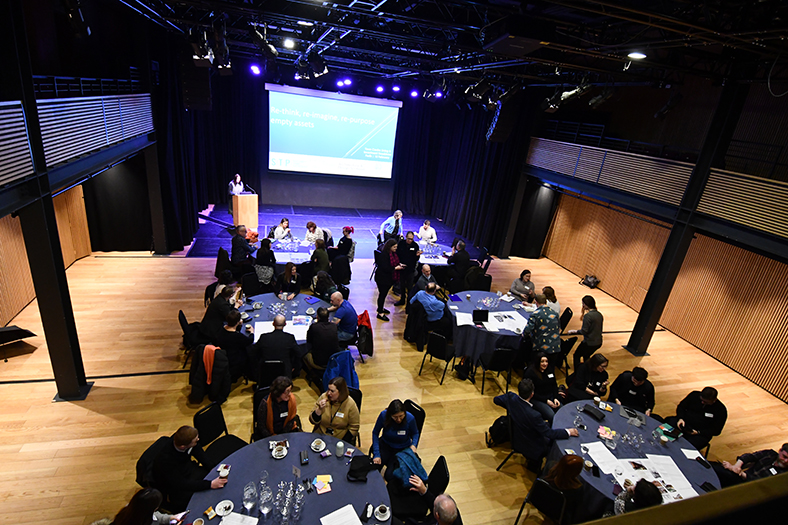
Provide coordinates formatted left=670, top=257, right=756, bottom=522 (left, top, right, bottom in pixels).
left=343, top=79, right=352, bottom=86
left=410, top=90, right=419, bottom=97
left=392, top=86, right=400, bottom=92
left=250, top=64, right=261, bottom=76
left=435, top=91, right=443, bottom=98
left=337, top=80, right=344, bottom=87
left=376, top=86, right=384, bottom=92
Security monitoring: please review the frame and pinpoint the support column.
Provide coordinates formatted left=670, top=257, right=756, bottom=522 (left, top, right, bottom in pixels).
left=144, top=145, right=168, bottom=254
left=624, top=78, right=751, bottom=355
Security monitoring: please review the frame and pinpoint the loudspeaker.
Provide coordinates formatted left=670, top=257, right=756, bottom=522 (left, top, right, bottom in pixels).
left=180, top=58, right=212, bottom=111
left=486, top=90, right=524, bottom=143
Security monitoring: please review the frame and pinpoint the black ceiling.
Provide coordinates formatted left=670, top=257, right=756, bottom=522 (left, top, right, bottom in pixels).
left=120, top=0, right=788, bottom=88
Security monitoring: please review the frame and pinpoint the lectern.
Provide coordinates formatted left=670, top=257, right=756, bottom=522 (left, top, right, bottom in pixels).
left=232, top=192, right=258, bottom=229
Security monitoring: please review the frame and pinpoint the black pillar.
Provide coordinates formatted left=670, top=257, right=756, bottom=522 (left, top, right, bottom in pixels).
left=500, top=173, right=529, bottom=258
left=144, top=145, right=168, bottom=254
left=624, top=78, right=751, bottom=355
left=6, top=0, right=91, bottom=399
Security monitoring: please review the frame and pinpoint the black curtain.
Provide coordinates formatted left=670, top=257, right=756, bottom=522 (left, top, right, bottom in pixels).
left=391, top=94, right=546, bottom=255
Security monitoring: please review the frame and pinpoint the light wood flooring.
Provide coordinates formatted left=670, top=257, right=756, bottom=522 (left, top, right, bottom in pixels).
left=1, top=255, right=787, bottom=525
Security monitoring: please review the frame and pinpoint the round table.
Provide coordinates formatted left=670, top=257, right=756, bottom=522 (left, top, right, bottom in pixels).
left=548, top=401, right=720, bottom=517
left=418, top=242, right=451, bottom=267
left=239, top=293, right=330, bottom=345
left=187, top=433, right=392, bottom=524
left=449, top=290, right=530, bottom=363
left=271, top=239, right=314, bottom=266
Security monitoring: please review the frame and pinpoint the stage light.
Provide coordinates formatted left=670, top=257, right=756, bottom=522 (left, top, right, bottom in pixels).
left=343, top=79, right=352, bottom=86
left=423, top=80, right=446, bottom=102
left=588, top=88, right=614, bottom=109
left=627, top=51, right=647, bottom=60
left=307, top=51, right=328, bottom=77
left=464, top=78, right=491, bottom=103
left=337, top=80, right=344, bottom=87
left=297, top=21, right=314, bottom=27
left=62, top=0, right=91, bottom=37
left=392, top=86, right=400, bottom=92
left=435, top=91, right=443, bottom=98
left=189, top=28, right=214, bottom=67
left=376, top=86, right=384, bottom=93
left=250, top=64, right=261, bottom=75
left=294, top=56, right=311, bottom=80
left=410, top=90, right=419, bottom=98
left=284, top=38, right=296, bottom=49
left=250, top=26, right=278, bottom=60
left=541, top=82, right=590, bottom=112
left=213, top=17, right=230, bottom=68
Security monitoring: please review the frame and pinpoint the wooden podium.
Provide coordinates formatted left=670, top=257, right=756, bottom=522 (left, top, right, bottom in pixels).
left=232, top=192, right=258, bottom=230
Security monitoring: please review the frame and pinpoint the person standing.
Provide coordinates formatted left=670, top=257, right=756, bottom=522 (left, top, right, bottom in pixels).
left=569, top=295, right=603, bottom=370
left=374, top=239, right=403, bottom=321
left=380, top=210, right=403, bottom=242
left=524, top=294, right=561, bottom=357
left=395, top=231, right=421, bottom=306
left=228, top=174, right=243, bottom=216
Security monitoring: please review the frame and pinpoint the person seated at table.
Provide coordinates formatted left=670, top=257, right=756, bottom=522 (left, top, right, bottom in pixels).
left=494, top=379, right=578, bottom=465
left=565, top=353, right=609, bottom=402
left=277, top=262, right=301, bottom=300
left=328, top=226, right=354, bottom=261
left=256, top=376, right=301, bottom=438
left=255, top=238, right=277, bottom=268
left=200, top=286, right=240, bottom=340
left=610, top=479, right=662, bottom=516
left=543, top=286, right=560, bottom=314
left=372, top=399, right=420, bottom=471
left=253, top=238, right=277, bottom=291
left=328, top=291, right=358, bottom=342
left=607, top=367, right=655, bottom=416
left=309, top=376, right=360, bottom=444
left=375, top=239, right=404, bottom=322
left=304, top=307, right=339, bottom=369
left=445, top=240, right=471, bottom=281
left=380, top=210, right=404, bottom=242
left=102, top=488, right=182, bottom=525
left=712, top=442, right=788, bottom=488
left=311, top=238, right=330, bottom=274
left=523, top=352, right=561, bottom=425
left=542, top=454, right=587, bottom=525
left=400, top=477, right=461, bottom=525
left=410, top=283, right=452, bottom=339
left=274, top=217, right=292, bottom=240
left=524, top=294, right=561, bottom=357
left=152, top=426, right=227, bottom=512
left=313, top=271, right=338, bottom=302
left=247, top=315, right=300, bottom=379
left=416, top=219, right=437, bottom=244
left=231, top=225, right=256, bottom=268
left=211, top=269, right=236, bottom=302
left=665, top=387, right=727, bottom=450
left=304, top=221, right=324, bottom=244
left=416, top=264, right=437, bottom=292
left=212, top=310, right=251, bottom=382
left=509, top=269, right=535, bottom=302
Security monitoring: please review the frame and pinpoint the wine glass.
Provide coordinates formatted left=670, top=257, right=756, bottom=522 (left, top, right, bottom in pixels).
left=573, top=416, right=584, bottom=428
left=243, top=481, right=257, bottom=514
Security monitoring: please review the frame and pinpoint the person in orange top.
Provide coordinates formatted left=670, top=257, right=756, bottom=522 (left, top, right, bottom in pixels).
left=256, top=376, right=300, bottom=438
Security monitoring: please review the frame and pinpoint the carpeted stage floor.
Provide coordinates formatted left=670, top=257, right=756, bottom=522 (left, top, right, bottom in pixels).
left=187, top=204, right=483, bottom=260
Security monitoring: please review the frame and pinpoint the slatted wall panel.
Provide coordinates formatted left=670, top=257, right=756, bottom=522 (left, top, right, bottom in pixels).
left=0, top=214, right=35, bottom=326
left=543, top=193, right=670, bottom=311
left=0, top=101, right=35, bottom=187
left=53, top=185, right=91, bottom=268
left=698, top=168, right=788, bottom=239
left=662, top=235, right=788, bottom=402
left=525, top=138, right=582, bottom=176
left=37, top=94, right=154, bottom=168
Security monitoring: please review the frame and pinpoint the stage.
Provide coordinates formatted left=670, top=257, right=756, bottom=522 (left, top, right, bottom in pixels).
left=187, top=204, right=483, bottom=260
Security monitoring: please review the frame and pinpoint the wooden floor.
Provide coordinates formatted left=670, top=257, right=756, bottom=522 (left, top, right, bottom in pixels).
left=2, top=254, right=787, bottom=525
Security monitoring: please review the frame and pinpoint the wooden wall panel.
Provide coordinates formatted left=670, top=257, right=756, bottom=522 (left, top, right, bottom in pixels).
left=545, top=192, right=788, bottom=402
left=543, top=194, right=670, bottom=310
left=53, top=185, right=91, bottom=268
left=0, top=215, right=34, bottom=326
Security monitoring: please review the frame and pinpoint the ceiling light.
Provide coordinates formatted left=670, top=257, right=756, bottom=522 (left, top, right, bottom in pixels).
left=284, top=38, right=295, bottom=49
left=343, top=79, right=352, bottom=86
left=297, top=21, right=314, bottom=27
left=588, top=88, right=614, bottom=109
left=337, top=80, right=344, bottom=87
left=410, top=90, right=419, bottom=98
left=250, top=64, right=261, bottom=76
left=376, top=86, right=384, bottom=93
left=392, top=86, right=400, bottom=92
left=627, top=51, right=647, bottom=60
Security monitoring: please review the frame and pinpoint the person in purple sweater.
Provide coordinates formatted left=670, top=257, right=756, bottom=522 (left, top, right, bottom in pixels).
left=372, top=399, right=420, bottom=472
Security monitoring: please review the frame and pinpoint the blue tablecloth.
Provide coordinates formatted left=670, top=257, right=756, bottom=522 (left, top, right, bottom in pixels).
left=548, top=401, right=720, bottom=518
left=239, top=293, right=329, bottom=344
left=187, top=433, right=391, bottom=524
left=271, top=240, right=314, bottom=265
left=418, top=242, right=450, bottom=267
left=448, top=291, right=529, bottom=363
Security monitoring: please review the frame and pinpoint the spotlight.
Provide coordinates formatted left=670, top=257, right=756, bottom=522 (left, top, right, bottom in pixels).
left=343, top=79, right=352, bottom=86
left=297, top=21, right=314, bottom=27
left=410, top=90, right=419, bottom=98
left=337, top=80, right=344, bottom=87
left=627, top=51, right=647, bottom=60
left=189, top=28, right=214, bottom=67
left=376, top=86, right=384, bottom=93
left=435, top=91, right=443, bottom=98
left=294, top=56, right=311, bottom=80
left=464, top=78, right=491, bottom=103
left=62, top=0, right=91, bottom=37
left=307, top=51, right=328, bottom=77
left=284, top=38, right=296, bottom=49
left=654, top=91, right=683, bottom=119
left=392, top=86, right=400, bottom=92
left=213, top=17, right=231, bottom=69
left=250, top=64, right=261, bottom=76
left=541, top=82, right=590, bottom=112
left=250, top=26, right=278, bottom=60
left=423, top=80, right=446, bottom=102
left=588, top=88, right=614, bottom=109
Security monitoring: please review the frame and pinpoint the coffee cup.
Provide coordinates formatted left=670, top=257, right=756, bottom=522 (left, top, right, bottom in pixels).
left=377, top=505, right=388, bottom=514
left=193, top=519, right=204, bottom=525
left=245, top=324, right=252, bottom=331
left=593, top=396, right=601, bottom=406
left=584, top=460, right=593, bottom=471
left=660, top=435, right=669, bottom=446
left=219, top=466, right=230, bottom=478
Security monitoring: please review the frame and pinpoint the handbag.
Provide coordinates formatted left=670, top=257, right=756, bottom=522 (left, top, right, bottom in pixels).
left=580, top=275, right=600, bottom=288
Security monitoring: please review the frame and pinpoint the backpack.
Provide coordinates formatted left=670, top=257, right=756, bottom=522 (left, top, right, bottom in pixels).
left=485, top=415, right=510, bottom=447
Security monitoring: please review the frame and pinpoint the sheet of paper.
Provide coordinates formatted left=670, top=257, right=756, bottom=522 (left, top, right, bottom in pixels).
left=315, top=475, right=333, bottom=483
left=482, top=321, right=499, bottom=332
left=254, top=321, right=275, bottom=342
left=455, top=312, right=475, bottom=327
left=300, top=240, right=312, bottom=247
left=449, top=305, right=458, bottom=310
left=647, top=454, right=695, bottom=491
left=500, top=294, right=515, bottom=302
left=221, top=513, right=259, bottom=525
left=320, top=504, right=361, bottom=525
left=582, top=441, right=619, bottom=474
left=284, top=323, right=308, bottom=341
left=681, top=448, right=702, bottom=460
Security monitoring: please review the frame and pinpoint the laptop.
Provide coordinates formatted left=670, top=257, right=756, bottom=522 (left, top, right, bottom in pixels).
left=472, top=310, right=489, bottom=324
left=619, top=404, right=646, bottom=426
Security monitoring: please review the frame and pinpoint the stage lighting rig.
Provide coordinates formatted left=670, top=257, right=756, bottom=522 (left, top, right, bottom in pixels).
left=541, top=81, right=590, bottom=112
left=189, top=28, right=214, bottom=67
left=464, top=78, right=491, bottom=103
left=308, top=51, right=329, bottom=77
left=588, top=88, right=614, bottom=109
left=213, top=17, right=231, bottom=69
left=250, top=25, right=278, bottom=60
left=294, top=56, right=312, bottom=80
left=62, top=0, right=91, bottom=37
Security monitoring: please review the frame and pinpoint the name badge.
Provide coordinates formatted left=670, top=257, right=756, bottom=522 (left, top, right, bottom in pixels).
left=547, top=374, right=554, bottom=378
left=705, top=413, right=714, bottom=418
left=770, top=468, right=778, bottom=475
left=280, top=412, right=289, bottom=418
left=336, top=412, right=345, bottom=418
left=397, top=430, right=407, bottom=436
left=629, top=390, right=637, bottom=395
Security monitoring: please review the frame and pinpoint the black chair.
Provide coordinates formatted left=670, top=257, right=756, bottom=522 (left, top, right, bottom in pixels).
left=241, top=272, right=262, bottom=297
left=404, top=399, right=426, bottom=435
left=514, top=478, right=567, bottom=525
left=559, top=307, right=573, bottom=334
left=481, top=256, right=493, bottom=274
left=496, top=411, right=543, bottom=474
left=555, top=336, right=577, bottom=377
left=418, top=332, right=456, bottom=385
left=477, top=348, right=515, bottom=395
left=193, top=401, right=247, bottom=467
left=348, top=386, right=363, bottom=446
left=476, top=246, right=488, bottom=266
left=259, top=360, right=288, bottom=388
left=204, top=282, right=218, bottom=307
left=338, top=325, right=364, bottom=364
left=178, top=310, right=202, bottom=369
left=251, top=386, right=271, bottom=442
left=389, top=456, right=449, bottom=521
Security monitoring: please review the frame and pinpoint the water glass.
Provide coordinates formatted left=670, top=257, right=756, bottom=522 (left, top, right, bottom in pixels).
left=243, top=482, right=257, bottom=514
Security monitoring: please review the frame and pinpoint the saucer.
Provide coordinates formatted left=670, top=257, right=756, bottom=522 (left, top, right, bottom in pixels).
left=253, top=302, right=263, bottom=310
left=374, top=506, right=391, bottom=521
left=240, top=312, right=250, bottom=320
left=306, top=308, right=315, bottom=315
left=215, top=500, right=234, bottom=516
left=310, top=438, right=326, bottom=452
left=272, top=445, right=288, bottom=459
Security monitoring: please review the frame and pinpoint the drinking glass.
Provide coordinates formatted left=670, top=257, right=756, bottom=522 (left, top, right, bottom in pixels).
left=243, top=482, right=257, bottom=514
left=573, top=416, right=583, bottom=428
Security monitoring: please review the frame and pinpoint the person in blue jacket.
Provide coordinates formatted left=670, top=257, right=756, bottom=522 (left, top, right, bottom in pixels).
left=372, top=399, right=420, bottom=471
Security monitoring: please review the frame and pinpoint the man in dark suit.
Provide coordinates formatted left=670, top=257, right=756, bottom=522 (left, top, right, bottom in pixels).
left=152, top=426, right=227, bottom=511
left=304, top=307, right=339, bottom=368
left=200, top=286, right=238, bottom=339
left=396, top=476, right=461, bottom=525
left=494, top=378, right=578, bottom=462
left=666, top=387, right=727, bottom=450
left=445, top=240, right=472, bottom=281
left=248, top=315, right=300, bottom=379
left=231, top=225, right=256, bottom=268
left=395, top=231, right=422, bottom=306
